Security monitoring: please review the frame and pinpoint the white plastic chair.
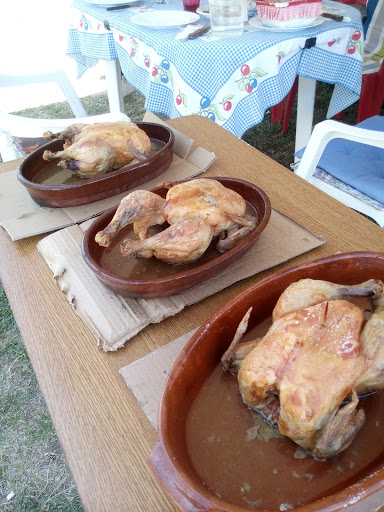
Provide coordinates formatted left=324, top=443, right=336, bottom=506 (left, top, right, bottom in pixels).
left=294, top=119, right=384, bottom=227
left=0, top=111, right=131, bottom=162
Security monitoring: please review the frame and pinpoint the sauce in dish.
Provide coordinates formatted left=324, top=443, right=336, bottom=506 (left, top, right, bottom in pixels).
left=99, top=225, right=221, bottom=279
left=98, top=201, right=258, bottom=280
left=185, top=310, right=384, bottom=510
left=33, top=139, right=166, bottom=185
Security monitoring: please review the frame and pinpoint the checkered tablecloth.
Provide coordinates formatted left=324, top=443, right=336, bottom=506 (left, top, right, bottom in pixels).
left=68, top=0, right=363, bottom=138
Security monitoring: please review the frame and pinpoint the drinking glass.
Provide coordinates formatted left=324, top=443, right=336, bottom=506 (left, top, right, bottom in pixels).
left=182, top=0, right=200, bottom=13
left=208, top=0, right=244, bottom=37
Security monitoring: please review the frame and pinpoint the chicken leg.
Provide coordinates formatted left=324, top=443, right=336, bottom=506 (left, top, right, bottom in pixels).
left=221, top=307, right=262, bottom=373
left=120, top=218, right=213, bottom=264
left=95, top=190, right=166, bottom=247
left=312, top=389, right=365, bottom=459
left=356, top=292, right=384, bottom=393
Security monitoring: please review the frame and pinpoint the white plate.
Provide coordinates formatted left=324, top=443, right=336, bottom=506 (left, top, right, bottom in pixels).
left=84, top=0, right=139, bottom=6
left=131, top=10, right=200, bottom=28
left=249, top=16, right=325, bottom=31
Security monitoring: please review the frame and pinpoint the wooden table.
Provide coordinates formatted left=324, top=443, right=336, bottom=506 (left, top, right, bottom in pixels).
left=1, top=116, right=384, bottom=512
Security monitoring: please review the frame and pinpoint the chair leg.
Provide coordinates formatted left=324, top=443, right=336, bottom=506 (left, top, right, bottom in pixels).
left=54, top=70, right=88, bottom=118
left=271, top=100, right=284, bottom=123
left=281, top=77, right=299, bottom=134
left=333, top=110, right=345, bottom=121
left=371, top=68, right=384, bottom=116
left=357, top=73, right=376, bottom=123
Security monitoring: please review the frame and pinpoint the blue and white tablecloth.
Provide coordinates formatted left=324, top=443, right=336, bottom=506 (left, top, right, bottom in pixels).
left=68, top=0, right=363, bottom=138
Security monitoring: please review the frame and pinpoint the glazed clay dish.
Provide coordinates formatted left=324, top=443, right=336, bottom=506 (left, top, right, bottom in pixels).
left=81, top=177, right=271, bottom=298
left=17, top=122, right=175, bottom=208
left=151, top=252, right=384, bottom=512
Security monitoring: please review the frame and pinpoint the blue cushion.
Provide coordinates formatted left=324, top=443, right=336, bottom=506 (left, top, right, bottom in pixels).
left=295, top=116, right=384, bottom=204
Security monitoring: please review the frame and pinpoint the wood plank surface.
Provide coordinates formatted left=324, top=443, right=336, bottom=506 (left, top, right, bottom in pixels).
left=1, top=115, right=383, bottom=512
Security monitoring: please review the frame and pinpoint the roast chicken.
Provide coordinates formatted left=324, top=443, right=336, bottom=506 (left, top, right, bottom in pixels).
left=42, top=122, right=151, bottom=178
left=95, top=178, right=257, bottom=264
left=221, top=278, right=384, bottom=459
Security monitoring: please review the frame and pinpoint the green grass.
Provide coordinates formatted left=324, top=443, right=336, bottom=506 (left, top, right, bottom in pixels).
left=0, top=84, right=380, bottom=510
left=0, top=285, right=83, bottom=512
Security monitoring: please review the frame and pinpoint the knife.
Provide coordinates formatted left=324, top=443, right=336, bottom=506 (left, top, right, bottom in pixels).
left=107, top=4, right=134, bottom=10
left=321, top=12, right=344, bottom=22
left=187, top=23, right=211, bottom=39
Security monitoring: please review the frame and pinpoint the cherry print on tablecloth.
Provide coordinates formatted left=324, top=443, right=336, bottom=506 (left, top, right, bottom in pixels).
left=195, top=96, right=227, bottom=122
left=152, top=59, right=174, bottom=88
left=236, top=64, right=268, bottom=93
left=347, top=30, right=363, bottom=56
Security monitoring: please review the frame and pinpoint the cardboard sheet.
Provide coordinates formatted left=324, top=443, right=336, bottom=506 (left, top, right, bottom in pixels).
left=36, top=209, right=324, bottom=351
left=120, top=329, right=196, bottom=429
left=0, top=113, right=215, bottom=240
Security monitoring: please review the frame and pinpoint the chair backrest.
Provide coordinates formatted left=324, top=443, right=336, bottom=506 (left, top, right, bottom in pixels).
left=363, top=0, right=384, bottom=73
left=0, top=111, right=131, bottom=138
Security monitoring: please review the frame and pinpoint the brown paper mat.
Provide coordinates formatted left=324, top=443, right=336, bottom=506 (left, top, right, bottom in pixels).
left=120, top=329, right=196, bottom=429
left=36, top=209, right=324, bottom=351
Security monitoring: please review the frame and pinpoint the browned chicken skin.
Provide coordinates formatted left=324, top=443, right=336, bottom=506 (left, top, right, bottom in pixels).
left=95, top=179, right=258, bottom=264
left=121, top=217, right=213, bottom=263
left=221, top=278, right=384, bottom=459
left=95, top=190, right=166, bottom=247
left=42, top=122, right=151, bottom=178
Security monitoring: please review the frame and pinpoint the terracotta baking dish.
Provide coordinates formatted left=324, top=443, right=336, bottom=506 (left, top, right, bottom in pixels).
left=17, top=122, right=175, bottom=208
left=81, top=177, right=271, bottom=298
left=151, top=251, right=384, bottom=512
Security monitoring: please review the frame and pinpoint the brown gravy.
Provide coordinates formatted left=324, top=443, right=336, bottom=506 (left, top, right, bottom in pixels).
left=33, top=139, right=165, bottom=185
left=185, top=301, right=384, bottom=510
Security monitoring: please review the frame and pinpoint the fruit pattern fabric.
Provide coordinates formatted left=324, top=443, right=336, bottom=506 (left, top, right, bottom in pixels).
left=68, top=0, right=363, bottom=139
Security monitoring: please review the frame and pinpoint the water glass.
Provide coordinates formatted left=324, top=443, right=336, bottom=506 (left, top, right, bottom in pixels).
left=208, top=0, right=244, bottom=38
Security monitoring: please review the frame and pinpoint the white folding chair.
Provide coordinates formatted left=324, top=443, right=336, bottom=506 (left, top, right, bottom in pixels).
left=294, top=118, right=384, bottom=227
left=0, top=71, right=87, bottom=119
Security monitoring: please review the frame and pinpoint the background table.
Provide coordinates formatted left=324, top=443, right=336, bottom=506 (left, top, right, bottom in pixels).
left=1, top=116, right=384, bottom=511
left=67, top=0, right=363, bottom=151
